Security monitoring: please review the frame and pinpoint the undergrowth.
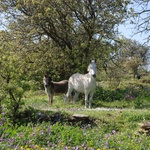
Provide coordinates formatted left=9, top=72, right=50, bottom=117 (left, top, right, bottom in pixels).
left=0, top=82, right=150, bottom=150
left=0, top=104, right=150, bottom=150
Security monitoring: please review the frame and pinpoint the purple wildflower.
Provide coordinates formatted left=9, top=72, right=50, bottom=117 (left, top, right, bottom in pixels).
left=138, top=138, right=142, bottom=143
left=48, top=127, right=51, bottom=131
left=2, top=112, right=5, bottom=115
left=69, top=138, right=72, bottom=142
left=41, top=130, right=44, bottom=134
left=1, top=117, right=5, bottom=121
left=105, top=141, right=109, bottom=149
left=84, top=147, right=88, bottom=150
left=105, top=133, right=110, bottom=139
left=0, top=122, right=3, bottom=126
left=112, top=130, right=116, bottom=134
left=64, top=146, right=69, bottom=150
left=75, top=146, right=80, bottom=150
left=30, top=145, right=35, bottom=149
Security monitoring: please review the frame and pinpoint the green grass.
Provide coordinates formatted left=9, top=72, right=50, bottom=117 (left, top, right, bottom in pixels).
left=24, top=88, right=150, bottom=110
left=1, top=88, right=150, bottom=150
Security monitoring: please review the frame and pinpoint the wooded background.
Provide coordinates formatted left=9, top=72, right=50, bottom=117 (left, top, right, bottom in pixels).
left=0, top=0, right=150, bottom=107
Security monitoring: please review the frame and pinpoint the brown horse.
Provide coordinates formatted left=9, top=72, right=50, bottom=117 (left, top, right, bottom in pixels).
left=43, top=75, right=68, bottom=104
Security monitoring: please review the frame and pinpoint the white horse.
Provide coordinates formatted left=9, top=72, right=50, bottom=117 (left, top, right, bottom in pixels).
left=43, top=75, right=68, bottom=104
left=64, top=60, right=97, bottom=108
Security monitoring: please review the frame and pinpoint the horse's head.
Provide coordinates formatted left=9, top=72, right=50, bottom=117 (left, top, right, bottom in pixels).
left=87, top=60, right=97, bottom=77
left=43, top=75, right=52, bottom=87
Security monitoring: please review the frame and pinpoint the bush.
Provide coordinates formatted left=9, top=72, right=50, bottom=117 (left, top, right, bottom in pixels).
left=94, top=84, right=150, bottom=103
left=94, top=87, right=124, bottom=102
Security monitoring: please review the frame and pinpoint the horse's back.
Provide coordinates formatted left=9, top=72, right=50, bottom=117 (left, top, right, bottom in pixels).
left=52, top=80, right=68, bottom=93
left=52, top=80, right=68, bottom=84
left=69, top=73, right=96, bottom=93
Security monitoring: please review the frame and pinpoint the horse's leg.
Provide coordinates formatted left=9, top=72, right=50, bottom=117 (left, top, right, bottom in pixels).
left=64, top=84, right=73, bottom=102
left=48, top=93, right=53, bottom=104
left=73, top=91, right=79, bottom=103
left=84, top=91, right=89, bottom=108
left=48, top=93, right=51, bottom=104
left=89, top=92, right=94, bottom=108
left=45, top=87, right=52, bottom=104
left=51, top=93, right=53, bottom=104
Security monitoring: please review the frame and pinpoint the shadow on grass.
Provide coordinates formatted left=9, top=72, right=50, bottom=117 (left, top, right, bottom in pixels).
left=16, top=106, right=96, bottom=128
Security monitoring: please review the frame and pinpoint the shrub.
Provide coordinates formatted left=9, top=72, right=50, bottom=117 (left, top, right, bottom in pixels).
left=94, top=87, right=124, bottom=102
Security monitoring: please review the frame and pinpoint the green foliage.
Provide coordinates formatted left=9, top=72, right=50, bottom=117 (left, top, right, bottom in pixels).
left=111, top=38, right=149, bottom=78
left=94, top=83, right=150, bottom=102
left=0, top=104, right=150, bottom=150
left=134, top=97, right=144, bottom=109
left=93, top=83, right=150, bottom=109
left=0, top=0, right=131, bottom=78
left=94, top=87, right=125, bottom=102
left=0, top=31, right=35, bottom=124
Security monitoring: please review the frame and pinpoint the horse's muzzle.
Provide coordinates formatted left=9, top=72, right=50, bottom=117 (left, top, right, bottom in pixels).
left=44, top=84, right=49, bottom=87
left=92, top=74, right=96, bottom=78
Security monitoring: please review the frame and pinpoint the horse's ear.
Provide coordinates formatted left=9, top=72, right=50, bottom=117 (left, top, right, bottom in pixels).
left=49, top=77, right=52, bottom=81
left=44, top=74, right=48, bottom=77
left=90, top=59, right=96, bottom=63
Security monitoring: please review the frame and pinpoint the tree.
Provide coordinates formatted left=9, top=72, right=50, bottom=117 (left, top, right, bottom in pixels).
left=0, top=31, right=31, bottom=124
left=0, top=0, right=131, bottom=77
left=115, top=38, right=149, bottom=78
left=102, top=38, right=149, bottom=86
left=132, top=0, right=150, bottom=44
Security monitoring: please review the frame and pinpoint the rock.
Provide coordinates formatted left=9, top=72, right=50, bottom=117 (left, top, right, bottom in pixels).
left=139, top=122, right=150, bottom=135
left=72, top=114, right=89, bottom=119
left=67, top=114, right=91, bottom=126
left=140, top=122, right=150, bottom=129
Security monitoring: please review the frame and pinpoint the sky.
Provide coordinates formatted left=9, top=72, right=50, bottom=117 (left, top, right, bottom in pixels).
left=119, top=24, right=148, bottom=45
left=118, top=0, right=150, bottom=47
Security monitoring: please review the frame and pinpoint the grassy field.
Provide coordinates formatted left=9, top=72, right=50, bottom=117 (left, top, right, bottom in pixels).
left=0, top=88, right=150, bottom=150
